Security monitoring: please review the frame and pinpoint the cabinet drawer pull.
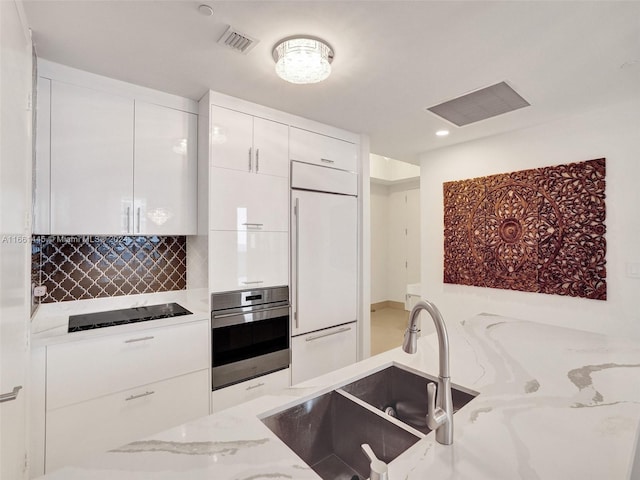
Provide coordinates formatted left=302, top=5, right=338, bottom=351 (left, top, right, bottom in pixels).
left=320, top=158, right=335, bottom=164
left=0, top=385, right=22, bottom=403
left=242, top=223, right=264, bottom=229
left=256, top=148, right=260, bottom=172
left=242, top=281, right=264, bottom=285
left=306, top=326, right=351, bottom=342
left=126, top=207, right=131, bottom=233
left=125, top=390, right=155, bottom=401
left=124, top=335, right=155, bottom=344
left=248, top=147, right=252, bottom=171
left=246, top=382, right=265, bottom=391
left=136, top=207, right=141, bottom=233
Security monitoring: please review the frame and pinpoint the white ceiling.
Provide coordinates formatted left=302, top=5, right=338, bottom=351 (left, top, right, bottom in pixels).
left=23, top=1, right=640, bottom=164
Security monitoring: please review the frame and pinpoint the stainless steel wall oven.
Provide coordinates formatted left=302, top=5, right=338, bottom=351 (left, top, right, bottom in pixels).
left=211, top=286, right=290, bottom=390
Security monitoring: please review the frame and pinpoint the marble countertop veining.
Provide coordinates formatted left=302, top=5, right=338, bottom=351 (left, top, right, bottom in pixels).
left=36, top=313, right=640, bottom=479
left=30, top=288, right=210, bottom=347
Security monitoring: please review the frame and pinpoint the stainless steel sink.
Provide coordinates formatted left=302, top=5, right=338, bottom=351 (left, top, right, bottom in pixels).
left=261, top=365, right=479, bottom=479
left=341, top=365, right=479, bottom=435
left=261, top=390, right=420, bottom=480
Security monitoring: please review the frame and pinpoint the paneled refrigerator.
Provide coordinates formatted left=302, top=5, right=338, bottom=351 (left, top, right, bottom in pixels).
left=290, top=161, right=358, bottom=384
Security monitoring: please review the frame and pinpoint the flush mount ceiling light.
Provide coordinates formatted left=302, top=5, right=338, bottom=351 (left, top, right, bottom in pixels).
left=272, top=36, right=334, bottom=84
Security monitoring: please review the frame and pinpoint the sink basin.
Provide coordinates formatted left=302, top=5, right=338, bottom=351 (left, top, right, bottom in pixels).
left=261, top=390, right=420, bottom=480
left=341, top=365, right=478, bottom=434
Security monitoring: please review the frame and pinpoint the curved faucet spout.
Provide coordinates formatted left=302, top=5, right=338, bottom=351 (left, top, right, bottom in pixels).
left=402, top=299, right=453, bottom=445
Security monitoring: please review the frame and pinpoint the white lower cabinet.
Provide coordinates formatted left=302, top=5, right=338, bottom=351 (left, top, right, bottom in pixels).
left=39, top=319, right=210, bottom=474
left=46, top=369, right=209, bottom=473
left=212, top=368, right=290, bottom=413
left=46, top=320, right=209, bottom=410
left=291, top=323, right=357, bottom=385
left=209, top=230, right=288, bottom=292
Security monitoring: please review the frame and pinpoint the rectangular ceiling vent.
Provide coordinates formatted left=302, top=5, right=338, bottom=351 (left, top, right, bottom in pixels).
left=217, top=26, right=259, bottom=55
left=426, top=81, right=530, bottom=127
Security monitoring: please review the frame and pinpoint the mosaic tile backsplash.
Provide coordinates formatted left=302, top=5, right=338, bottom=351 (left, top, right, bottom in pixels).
left=32, top=235, right=187, bottom=303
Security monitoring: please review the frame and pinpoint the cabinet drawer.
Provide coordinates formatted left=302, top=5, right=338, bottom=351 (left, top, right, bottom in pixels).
left=289, top=127, right=357, bottom=172
left=45, top=369, right=209, bottom=473
left=291, top=323, right=357, bottom=385
left=209, top=231, right=288, bottom=293
left=212, top=368, right=290, bottom=413
left=47, top=320, right=209, bottom=410
left=210, top=167, right=289, bottom=231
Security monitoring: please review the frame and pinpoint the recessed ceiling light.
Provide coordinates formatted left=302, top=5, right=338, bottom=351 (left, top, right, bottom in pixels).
left=198, top=4, right=214, bottom=16
left=272, top=37, right=334, bottom=84
left=436, top=130, right=450, bottom=137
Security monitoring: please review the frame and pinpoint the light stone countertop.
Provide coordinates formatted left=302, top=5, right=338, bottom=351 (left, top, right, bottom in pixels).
left=36, top=313, right=640, bottom=479
left=30, top=288, right=210, bottom=347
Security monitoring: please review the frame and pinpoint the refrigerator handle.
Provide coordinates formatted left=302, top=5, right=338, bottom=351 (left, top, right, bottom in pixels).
left=294, top=196, right=300, bottom=329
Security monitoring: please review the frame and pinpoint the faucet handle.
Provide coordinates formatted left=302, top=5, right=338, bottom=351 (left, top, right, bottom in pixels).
left=361, top=443, right=388, bottom=480
left=426, top=382, right=448, bottom=431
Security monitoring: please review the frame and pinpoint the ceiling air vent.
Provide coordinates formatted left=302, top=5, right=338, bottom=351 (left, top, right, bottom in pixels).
left=217, top=26, right=259, bottom=54
left=426, top=81, right=530, bottom=127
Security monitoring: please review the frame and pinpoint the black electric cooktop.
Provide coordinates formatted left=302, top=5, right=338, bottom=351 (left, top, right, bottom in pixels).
left=68, top=303, right=192, bottom=333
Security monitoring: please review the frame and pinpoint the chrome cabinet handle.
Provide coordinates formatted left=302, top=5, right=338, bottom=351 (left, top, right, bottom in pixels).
left=294, top=197, right=300, bottom=329
left=256, top=148, right=260, bottom=172
left=242, top=280, right=264, bottom=285
left=126, top=207, right=131, bottom=233
left=125, top=390, right=155, bottom=401
left=0, top=386, right=22, bottom=403
left=136, top=207, right=141, bottom=233
left=242, top=223, right=264, bottom=229
left=248, top=147, right=252, bottom=171
left=124, top=335, right=155, bottom=344
left=246, top=382, right=265, bottom=391
left=306, top=326, right=351, bottom=342
left=320, top=158, right=335, bottom=164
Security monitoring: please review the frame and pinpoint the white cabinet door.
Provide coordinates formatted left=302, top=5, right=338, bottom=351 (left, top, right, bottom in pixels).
left=291, top=323, right=357, bottom=385
left=50, top=80, right=134, bottom=234
left=210, top=106, right=253, bottom=172
left=45, top=369, right=209, bottom=473
left=134, top=101, right=197, bottom=235
left=211, top=106, right=289, bottom=177
left=292, top=190, right=357, bottom=335
left=211, top=368, right=290, bottom=413
left=289, top=127, right=357, bottom=172
left=253, top=117, right=289, bottom=178
left=210, top=167, right=288, bottom=231
left=209, top=231, right=288, bottom=292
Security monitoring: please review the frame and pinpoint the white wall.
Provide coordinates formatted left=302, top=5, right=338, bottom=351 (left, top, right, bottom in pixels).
left=419, top=98, right=640, bottom=338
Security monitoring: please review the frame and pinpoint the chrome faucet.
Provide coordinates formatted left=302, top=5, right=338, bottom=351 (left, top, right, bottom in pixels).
left=402, top=299, right=453, bottom=445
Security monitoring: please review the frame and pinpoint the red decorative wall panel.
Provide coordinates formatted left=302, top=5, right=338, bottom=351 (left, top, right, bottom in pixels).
left=443, top=158, right=606, bottom=300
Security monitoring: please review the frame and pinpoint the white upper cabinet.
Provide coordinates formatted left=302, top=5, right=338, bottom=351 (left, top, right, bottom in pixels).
left=211, top=106, right=288, bottom=178
left=50, top=81, right=134, bottom=235
left=134, top=101, right=197, bottom=235
left=210, top=167, right=288, bottom=232
left=252, top=117, right=289, bottom=177
left=35, top=64, right=198, bottom=235
left=208, top=230, right=288, bottom=292
left=289, top=127, right=357, bottom=172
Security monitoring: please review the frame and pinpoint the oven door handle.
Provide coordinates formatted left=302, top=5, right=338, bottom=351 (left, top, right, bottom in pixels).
left=212, top=305, right=290, bottom=329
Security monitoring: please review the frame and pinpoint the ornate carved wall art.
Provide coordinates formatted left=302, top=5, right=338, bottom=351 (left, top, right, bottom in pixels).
left=443, top=158, right=606, bottom=300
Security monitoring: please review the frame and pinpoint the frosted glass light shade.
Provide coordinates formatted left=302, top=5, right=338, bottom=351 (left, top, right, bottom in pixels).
left=273, top=37, right=333, bottom=84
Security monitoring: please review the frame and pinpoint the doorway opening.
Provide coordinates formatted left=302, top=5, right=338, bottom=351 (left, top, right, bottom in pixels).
left=369, top=154, right=420, bottom=355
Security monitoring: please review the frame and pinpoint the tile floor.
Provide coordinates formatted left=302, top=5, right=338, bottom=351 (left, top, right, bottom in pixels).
left=370, top=307, right=409, bottom=355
